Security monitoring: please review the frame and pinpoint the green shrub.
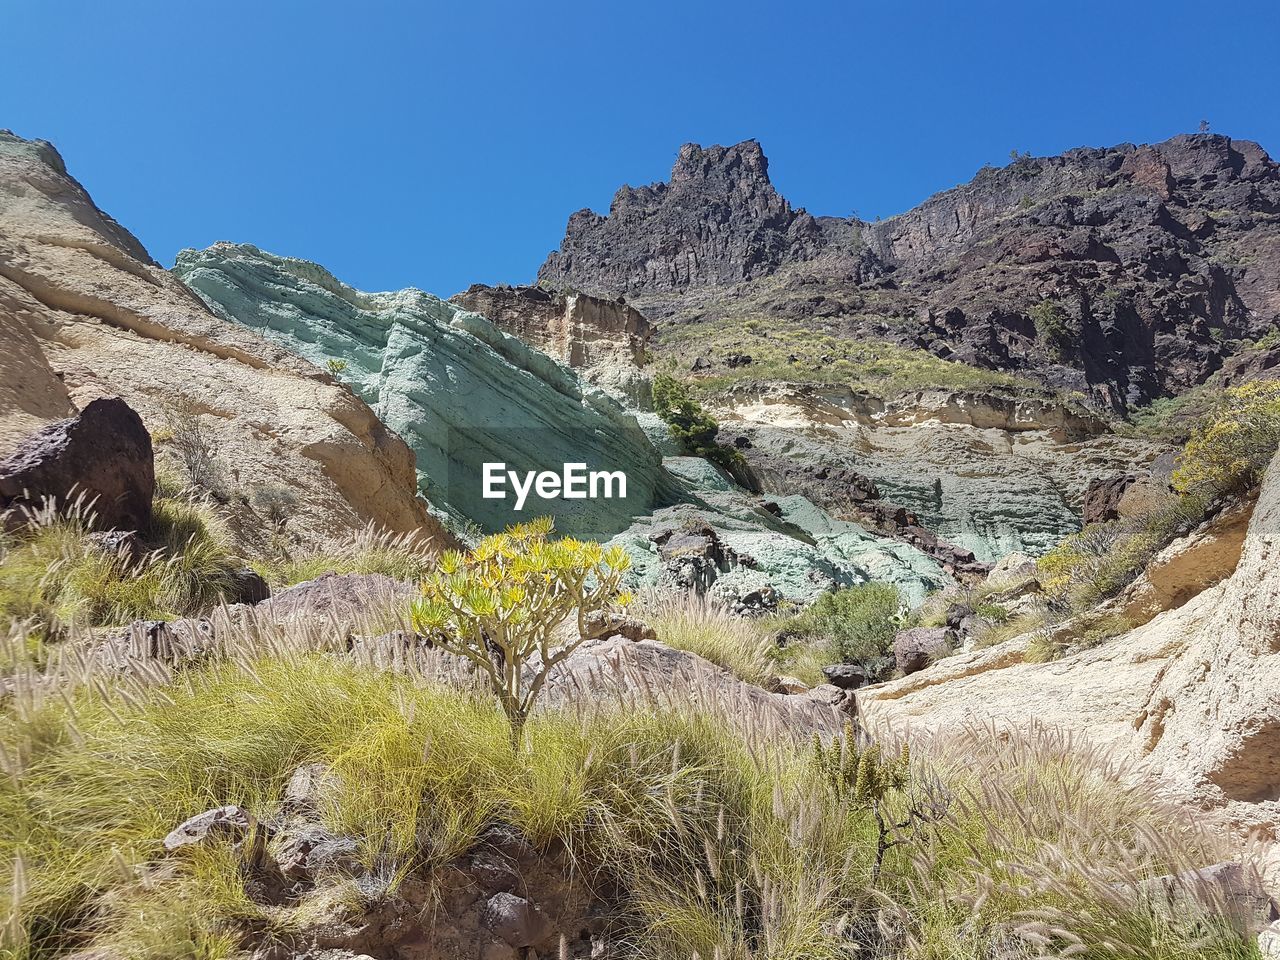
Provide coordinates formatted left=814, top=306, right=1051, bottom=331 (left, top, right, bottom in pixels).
left=1172, top=380, right=1280, bottom=498
left=651, top=374, right=747, bottom=478
left=411, top=517, right=632, bottom=745
left=1029, top=299, right=1077, bottom=358
left=780, top=582, right=901, bottom=669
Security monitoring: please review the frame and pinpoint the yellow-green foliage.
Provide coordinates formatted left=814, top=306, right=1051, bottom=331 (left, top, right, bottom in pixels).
left=641, top=591, right=775, bottom=685
left=0, top=656, right=1253, bottom=960
left=0, top=496, right=240, bottom=658
left=655, top=314, right=1040, bottom=399
left=411, top=517, right=631, bottom=740
left=255, top=525, right=436, bottom=586
left=1172, top=380, right=1280, bottom=497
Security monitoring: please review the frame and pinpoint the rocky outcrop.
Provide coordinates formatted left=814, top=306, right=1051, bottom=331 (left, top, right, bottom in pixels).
left=0, top=396, right=154, bottom=530
left=859, top=447, right=1280, bottom=837
left=539, top=140, right=826, bottom=301
left=451, top=284, right=651, bottom=369
left=0, top=131, right=446, bottom=551
left=176, top=243, right=680, bottom=540
left=540, top=135, right=1280, bottom=409
left=717, top=385, right=1163, bottom=561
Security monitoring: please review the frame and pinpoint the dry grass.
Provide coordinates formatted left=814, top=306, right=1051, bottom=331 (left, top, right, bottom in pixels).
left=0, top=602, right=1259, bottom=960
left=639, top=590, right=776, bottom=685
left=254, top=524, right=437, bottom=587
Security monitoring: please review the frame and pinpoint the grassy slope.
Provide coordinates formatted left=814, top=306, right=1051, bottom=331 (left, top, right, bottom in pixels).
left=0, top=647, right=1258, bottom=960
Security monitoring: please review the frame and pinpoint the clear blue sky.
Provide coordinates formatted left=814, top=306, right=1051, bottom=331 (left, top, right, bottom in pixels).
left=4, top=0, right=1278, bottom=297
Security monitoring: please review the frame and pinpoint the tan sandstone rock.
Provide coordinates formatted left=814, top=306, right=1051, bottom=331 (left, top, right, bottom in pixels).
left=859, top=449, right=1280, bottom=838
left=0, top=131, right=447, bottom=551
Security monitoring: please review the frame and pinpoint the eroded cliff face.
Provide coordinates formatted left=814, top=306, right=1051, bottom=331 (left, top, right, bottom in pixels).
left=711, top=385, right=1163, bottom=562
left=539, top=135, right=1280, bottom=409
left=450, top=284, right=654, bottom=404
left=175, top=244, right=680, bottom=540
left=0, top=131, right=443, bottom=550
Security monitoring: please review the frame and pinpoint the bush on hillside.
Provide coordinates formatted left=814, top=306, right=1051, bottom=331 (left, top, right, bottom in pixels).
left=651, top=374, right=747, bottom=477
left=1172, top=380, right=1280, bottom=497
left=411, top=517, right=632, bottom=745
left=1029, top=299, right=1077, bottom=358
left=778, top=582, right=902, bottom=672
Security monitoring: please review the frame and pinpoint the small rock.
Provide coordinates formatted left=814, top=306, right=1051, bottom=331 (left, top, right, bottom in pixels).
left=893, top=627, right=956, bottom=675
left=584, top=611, right=656, bottom=642
left=227, top=568, right=271, bottom=605
left=691, top=357, right=712, bottom=372
left=164, top=805, right=256, bottom=853
left=770, top=675, right=810, bottom=695
left=724, top=352, right=753, bottom=368
left=821, top=663, right=872, bottom=690
left=272, top=824, right=359, bottom=880
left=480, top=892, right=556, bottom=949
left=282, top=763, right=340, bottom=815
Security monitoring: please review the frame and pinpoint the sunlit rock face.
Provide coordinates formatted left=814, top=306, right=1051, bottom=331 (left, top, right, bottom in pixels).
left=176, top=243, right=680, bottom=540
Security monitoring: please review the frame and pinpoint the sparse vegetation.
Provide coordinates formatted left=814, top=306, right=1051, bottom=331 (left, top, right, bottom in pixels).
left=254, top=524, right=436, bottom=586
left=410, top=517, right=632, bottom=745
left=659, top=314, right=1041, bottom=400
left=0, top=493, right=241, bottom=663
left=0, top=640, right=1253, bottom=960
left=1172, top=380, right=1280, bottom=498
left=775, top=582, right=902, bottom=674
left=641, top=590, right=774, bottom=684
left=163, top=399, right=224, bottom=494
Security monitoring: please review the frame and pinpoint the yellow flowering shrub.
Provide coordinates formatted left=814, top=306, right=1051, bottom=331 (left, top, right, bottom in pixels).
left=411, top=516, right=632, bottom=745
left=1172, top=380, right=1280, bottom=496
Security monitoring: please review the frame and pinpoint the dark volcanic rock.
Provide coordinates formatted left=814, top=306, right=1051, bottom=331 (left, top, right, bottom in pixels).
left=540, top=134, right=1280, bottom=409
left=893, top=627, right=956, bottom=675
left=1083, top=473, right=1140, bottom=525
left=0, top=396, right=154, bottom=530
left=539, top=140, right=826, bottom=300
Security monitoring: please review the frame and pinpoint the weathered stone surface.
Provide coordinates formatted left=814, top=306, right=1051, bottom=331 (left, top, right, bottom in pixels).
left=164, top=805, right=256, bottom=852
left=227, top=568, right=271, bottom=605
left=0, top=396, right=153, bottom=530
left=450, top=284, right=654, bottom=405
left=480, top=892, right=556, bottom=950
left=860, top=447, right=1280, bottom=832
left=262, top=572, right=416, bottom=623
left=176, top=243, right=678, bottom=540
left=1083, top=473, right=1140, bottom=524
left=0, top=131, right=445, bottom=552
left=717, top=386, right=1163, bottom=561
left=821, top=662, right=872, bottom=690
left=893, top=627, right=956, bottom=675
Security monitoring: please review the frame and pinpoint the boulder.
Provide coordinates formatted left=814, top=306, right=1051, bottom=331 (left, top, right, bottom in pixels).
left=1082, top=473, right=1138, bottom=525
left=893, top=627, right=956, bottom=675
left=261, top=572, right=416, bottom=622
left=583, top=610, right=656, bottom=642
left=272, top=824, right=359, bottom=881
left=227, top=567, right=271, bottom=605
left=0, top=396, right=153, bottom=530
left=821, top=663, right=872, bottom=690
left=480, top=892, right=556, bottom=950
left=164, top=805, right=256, bottom=853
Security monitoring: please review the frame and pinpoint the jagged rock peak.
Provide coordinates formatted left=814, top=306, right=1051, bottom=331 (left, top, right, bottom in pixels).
left=539, top=139, right=825, bottom=298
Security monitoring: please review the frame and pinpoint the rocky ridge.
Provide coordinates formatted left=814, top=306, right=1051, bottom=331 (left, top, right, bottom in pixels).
left=540, top=134, right=1280, bottom=408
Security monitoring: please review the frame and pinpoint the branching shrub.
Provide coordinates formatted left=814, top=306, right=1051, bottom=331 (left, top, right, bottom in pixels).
left=411, top=517, right=632, bottom=745
left=162, top=399, right=223, bottom=493
left=1172, top=380, right=1280, bottom=497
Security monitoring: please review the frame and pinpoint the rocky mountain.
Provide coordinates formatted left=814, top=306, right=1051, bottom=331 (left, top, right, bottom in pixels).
left=0, top=131, right=445, bottom=551
left=540, top=135, right=1280, bottom=409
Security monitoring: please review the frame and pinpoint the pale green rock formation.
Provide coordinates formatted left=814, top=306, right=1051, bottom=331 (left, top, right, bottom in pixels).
left=175, top=243, right=679, bottom=539
left=176, top=243, right=952, bottom=604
